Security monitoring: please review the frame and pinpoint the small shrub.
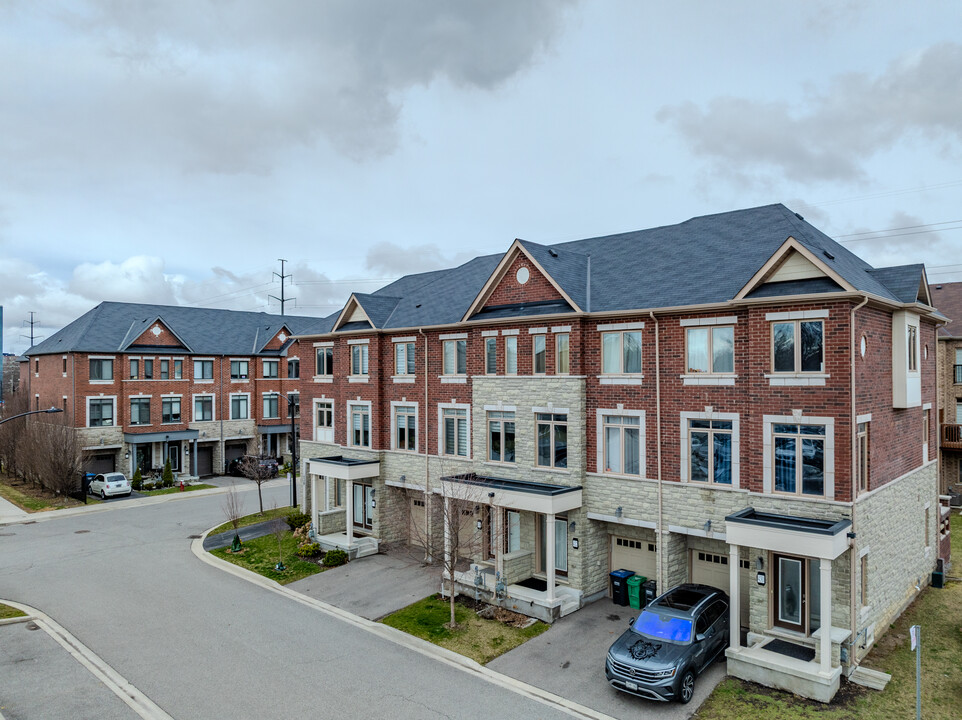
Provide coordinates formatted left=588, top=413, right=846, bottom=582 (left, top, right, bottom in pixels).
left=285, top=510, right=311, bottom=531
left=143, top=481, right=155, bottom=491
left=131, top=469, right=143, bottom=491
left=323, top=548, right=348, bottom=567
left=162, top=460, right=174, bottom=488
left=296, top=543, right=321, bottom=558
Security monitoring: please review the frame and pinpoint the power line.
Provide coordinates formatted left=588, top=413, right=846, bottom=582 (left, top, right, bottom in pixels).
left=837, top=225, right=962, bottom=244
left=801, top=178, right=962, bottom=209
left=835, top=219, right=962, bottom=238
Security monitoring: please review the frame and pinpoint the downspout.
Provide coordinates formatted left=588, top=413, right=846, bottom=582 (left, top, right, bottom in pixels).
left=849, top=295, right=868, bottom=666
left=419, top=327, right=431, bottom=562
left=649, top=311, right=664, bottom=592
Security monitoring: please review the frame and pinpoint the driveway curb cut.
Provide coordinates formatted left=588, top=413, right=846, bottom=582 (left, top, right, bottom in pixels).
left=0, top=598, right=174, bottom=720
left=192, top=529, right=619, bottom=720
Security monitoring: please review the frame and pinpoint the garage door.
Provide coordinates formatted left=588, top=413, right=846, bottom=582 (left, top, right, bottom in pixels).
left=84, top=453, right=115, bottom=474
left=409, top=497, right=427, bottom=549
left=196, top=446, right=214, bottom=477
left=610, top=536, right=656, bottom=580
left=224, top=442, right=247, bottom=470
left=691, top=550, right=750, bottom=626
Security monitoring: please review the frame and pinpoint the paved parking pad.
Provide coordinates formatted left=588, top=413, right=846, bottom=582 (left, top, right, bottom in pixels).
left=488, top=597, right=726, bottom=719
left=0, top=621, right=139, bottom=720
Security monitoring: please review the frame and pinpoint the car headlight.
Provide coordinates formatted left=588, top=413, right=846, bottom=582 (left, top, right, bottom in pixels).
left=651, top=667, right=676, bottom=678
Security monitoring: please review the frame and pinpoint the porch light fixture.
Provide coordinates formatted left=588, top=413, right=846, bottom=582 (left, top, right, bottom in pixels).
left=615, top=506, right=623, bottom=518
left=569, top=520, right=576, bottom=532
left=572, top=538, right=579, bottom=550
left=488, top=491, right=495, bottom=498
left=399, top=474, right=406, bottom=482
left=124, top=452, right=130, bottom=459
left=756, top=557, right=764, bottom=570
left=703, top=519, right=712, bottom=533
left=476, top=519, right=483, bottom=531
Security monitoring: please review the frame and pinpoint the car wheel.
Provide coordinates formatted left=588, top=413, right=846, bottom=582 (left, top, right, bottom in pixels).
left=100, top=490, right=106, bottom=500
left=678, top=670, right=695, bottom=704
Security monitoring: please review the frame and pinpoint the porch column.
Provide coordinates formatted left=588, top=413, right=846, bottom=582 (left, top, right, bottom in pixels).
left=310, top=475, right=319, bottom=530
left=345, top=480, right=354, bottom=544
left=729, top=543, right=741, bottom=650
left=494, top=506, right=503, bottom=577
left=820, top=558, right=832, bottom=674
left=131, top=444, right=138, bottom=474
left=545, top=512, right=556, bottom=603
left=324, top=476, right=330, bottom=512
left=192, top=440, right=198, bottom=478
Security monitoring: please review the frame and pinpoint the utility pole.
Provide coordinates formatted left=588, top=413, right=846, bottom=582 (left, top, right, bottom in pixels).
left=270, top=259, right=295, bottom=316
left=21, top=311, right=42, bottom=348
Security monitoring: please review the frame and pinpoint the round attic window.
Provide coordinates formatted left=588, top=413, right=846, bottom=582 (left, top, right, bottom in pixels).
left=516, top=266, right=530, bottom=285
left=860, top=335, right=866, bottom=357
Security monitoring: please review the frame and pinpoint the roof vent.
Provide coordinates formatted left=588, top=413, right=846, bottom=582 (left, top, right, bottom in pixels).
left=937, top=285, right=943, bottom=290
left=415, top=303, right=421, bottom=308
left=548, top=249, right=558, bottom=258
left=823, top=250, right=835, bottom=260
left=795, top=212, right=804, bottom=221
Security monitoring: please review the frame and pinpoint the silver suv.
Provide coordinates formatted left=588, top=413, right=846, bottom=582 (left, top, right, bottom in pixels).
left=605, top=583, right=728, bottom=703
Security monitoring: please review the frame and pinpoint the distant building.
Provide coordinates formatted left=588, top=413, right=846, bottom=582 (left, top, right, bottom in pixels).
left=2, top=353, right=21, bottom=402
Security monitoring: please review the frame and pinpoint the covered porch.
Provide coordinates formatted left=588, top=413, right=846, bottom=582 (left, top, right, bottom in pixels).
left=306, top=456, right=380, bottom=559
left=441, top=473, right=583, bottom=623
left=725, top=508, right=852, bottom=703
left=124, top=429, right=199, bottom=477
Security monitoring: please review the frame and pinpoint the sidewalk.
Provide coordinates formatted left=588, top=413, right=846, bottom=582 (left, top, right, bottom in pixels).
left=0, top=495, right=29, bottom=524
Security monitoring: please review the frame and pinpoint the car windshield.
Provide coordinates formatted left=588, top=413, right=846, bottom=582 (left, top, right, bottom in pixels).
left=632, top=610, right=693, bottom=644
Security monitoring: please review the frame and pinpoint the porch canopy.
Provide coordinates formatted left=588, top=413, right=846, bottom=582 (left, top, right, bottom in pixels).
left=439, top=472, right=582, bottom=515
left=307, top=456, right=380, bottom=547
left=258, top=425, right=291, bottom=435
left=124, top=429, right=199, bottom=474
left=724, top=507, right=852, bottom=701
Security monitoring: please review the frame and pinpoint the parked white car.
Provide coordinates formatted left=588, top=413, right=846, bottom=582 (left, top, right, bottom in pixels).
left=88, top=472, right=131, bottom=499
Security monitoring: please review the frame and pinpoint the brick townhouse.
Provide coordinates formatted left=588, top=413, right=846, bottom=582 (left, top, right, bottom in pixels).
left=930, top=282, right=962, bottom=496
left=20, top=303, right=325, bottom=478
left=290, top=204, right=947, bottom=702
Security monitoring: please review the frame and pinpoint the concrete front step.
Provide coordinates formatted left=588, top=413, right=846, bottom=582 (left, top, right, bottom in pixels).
left=848, top=666, right=892, bottom=691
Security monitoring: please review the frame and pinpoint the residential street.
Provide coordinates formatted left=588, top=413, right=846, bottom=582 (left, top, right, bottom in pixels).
left=0, top=484, right=584, bottom=720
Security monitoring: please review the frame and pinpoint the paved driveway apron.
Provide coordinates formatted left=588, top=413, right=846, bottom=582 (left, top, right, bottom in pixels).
left=0, top=485, right=577, bottom=720
left=488, top=595, right=726, bottom=719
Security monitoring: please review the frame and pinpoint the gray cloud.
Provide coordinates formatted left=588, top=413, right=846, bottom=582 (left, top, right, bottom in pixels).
left=657, top=42, right=962, bottom=183
left=365, top=240, right=474, bottom=277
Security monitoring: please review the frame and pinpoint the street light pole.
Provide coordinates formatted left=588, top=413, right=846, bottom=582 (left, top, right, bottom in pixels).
left=287, top=393, right=297, bottom=509
left=0, top=406, right=63, bottom=426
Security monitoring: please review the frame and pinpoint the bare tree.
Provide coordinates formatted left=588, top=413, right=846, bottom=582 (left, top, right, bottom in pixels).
left=437, top=475, right=489, bottom=629
left=222, top=482, right=244, bottom=552
left=270, top=503, right=287, bottom=571
left=32, top=416, right=85, bottom=496
left=238, top=457, right=275, bottom=514
left=0, top=392, right=29, bottom=478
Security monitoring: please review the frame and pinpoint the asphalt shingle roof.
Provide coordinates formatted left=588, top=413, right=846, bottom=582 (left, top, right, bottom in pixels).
left=930, top=281, right=962, bottom=336
left=867, top=265, right=925, bottom=304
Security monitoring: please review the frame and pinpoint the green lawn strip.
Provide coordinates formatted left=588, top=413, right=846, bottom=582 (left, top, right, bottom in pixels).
left=694, top=512, right=962, bottom=720
left=137, top=483, right=216, bottom=496
left=0, top=481, right=73, bottom=512
left=381, top=595, right=549, bottom=665
left=0, top=603, right=27, bottom=620
left=210, top=531, right=323, bottom=585
left=208, top=506, right=292, bottom=536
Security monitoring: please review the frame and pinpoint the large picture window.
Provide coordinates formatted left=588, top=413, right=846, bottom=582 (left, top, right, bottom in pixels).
left=602, top=331, right=641, bottom=374
left=230, top=395, right=249, bottom=420
left=686, top=326, right=734, bottom=374
left=443, top=339, right=467, bottom=375
left=602, top=415, right=641, bottom=475
left=162, top=397, right=181, bottom=424
left=773, top=424, right=826, bottom=496
left=536, top=413, right=567, bottom=469
left=88, top=398, right=114, bottom=426
left=230, top=360, right=249, bottom=380
left=263, top=393, right=279, bottom=419
left=772, top=320, right=823, bottom=373
left=130, top=398, right=150, bottom=426
left=90, top=358, right=113, bottom=381
left=193, top=359, right=213, bottom=380
left=194, top=395, right=213, bottom=422
left=488, top=411, right=515, bottom=463
left=689, top=419, right=732, bottom=484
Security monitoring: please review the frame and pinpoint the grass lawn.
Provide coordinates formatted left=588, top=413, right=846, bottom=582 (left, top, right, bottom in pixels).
left=208, top=506, right=292, bottom=536
left=0, top=603, right=27, bottom=620
left=210, top=530, right=324, bottom=585
left=137, top=483, right=215, bottom=496
left=694, top=512, right=962, bottom=720
left=381, top=595, right=549, bottom=665
left=0, top=473, right=89, bottom=512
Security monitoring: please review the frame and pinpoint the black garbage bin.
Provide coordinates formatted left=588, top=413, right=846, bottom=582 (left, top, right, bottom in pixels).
left=610, top=569, right=635, bottom=606
left=642, top=578, right=657, bottom=606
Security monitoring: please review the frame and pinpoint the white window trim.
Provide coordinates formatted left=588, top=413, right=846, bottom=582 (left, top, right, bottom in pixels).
left=129, top=395, right=152, bottom=427
left=160, top=395, right=184, bottom=425
left=313, top=398, right=334, bottom=443
left=393, top=339, right=416, bottom=377
left=762, top=414, right=835, bottom=498
left=856, top=413, right=873, bottom=424
left=390, top=401, right=419, bottom=453
left=765, top=309, right=829, bottom=321
left=595, top=408, right=646, bottom=477
left=501, top=329, right=519, bottom=336
left=86, top=395, right=117, bottom=428
left=88, top=355, right=116, bottom=384
left=347, top=400, right=373, bottom=449
left=528, top=327, right=547, bottom=335
left=261, top=391, right=281, bottom=420
left=229, top=392, right=251, bottom=420
left=347, top=338, right=370, bottom=345
left=191, top=393, right=215, bottom=423
left=349, top=344, right=369, bottom=378
left=438, top=402, right=471, bottom=459
left=439, top=332, right=468, bottom=340
left=442, top=338, right=467, bottom=377
left=598, top=321, right=645, bottom=331
left=679, top=410, right=740, bottom=489
left=261, top=359, right=280, bottom=379
left=229, top=358, right=250, bottom=382
left=680, top=316, right=739, bottom=327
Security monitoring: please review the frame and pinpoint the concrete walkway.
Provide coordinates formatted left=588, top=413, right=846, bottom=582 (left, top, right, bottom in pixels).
left=0, top=495, right=29, bottom=524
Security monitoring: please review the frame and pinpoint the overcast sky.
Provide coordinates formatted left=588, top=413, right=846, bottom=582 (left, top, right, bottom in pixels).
left=2, top=1, right=961, bottom=355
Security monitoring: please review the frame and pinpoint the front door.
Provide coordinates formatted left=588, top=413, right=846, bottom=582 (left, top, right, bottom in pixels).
left=135, top=445, right=151, bottom=473
left=773, top=554, right=806, bottom=632
left=168, top=444, right=180, bottom=472
left=353, top=483, right=373, bottom=531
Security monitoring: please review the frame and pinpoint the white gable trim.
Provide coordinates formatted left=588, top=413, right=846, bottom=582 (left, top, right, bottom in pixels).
left=734, top=237, right=856, bottom=300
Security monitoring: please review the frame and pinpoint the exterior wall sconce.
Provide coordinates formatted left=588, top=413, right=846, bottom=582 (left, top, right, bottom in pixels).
left=572, top=538, right=579, bottom=549
left=615, top=506, right=623, bottom=518
left=703, top=519, right=712, bottom=532
left=399, top=474, right=406, bottom=482
left=476, top=519, right=483, bottom=531
left=124, top=452, right=130, bottom=459
left=569, top=521, right=576, bottom=532
left=488, top=491, right=495, bottom=498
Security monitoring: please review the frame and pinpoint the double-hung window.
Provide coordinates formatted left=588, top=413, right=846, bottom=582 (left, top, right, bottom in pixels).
left=533, top=335, right=546, bottom=374
left=602, top=331, right=642, bottom=374
left=773, top=424, right=826, bottom=496
left=173, top=359, right=182, bottom=379
left=194, top=359, right=213, bottom=380
left=130, top=398, right=150, bottom=426
left=442, top=408, right=468, bottom=457
left=772, top=320, right=823, bottom=373
left=90, top=358, right=113, bottom=381
left=160, top=359, right=169, bottom=379
left=161, top=397, right=181, bottom=424
left=689, top=419, right=733, bottom=484
left=488, top=411, right=515, bottom=463
left=602, top=415, right=641, bottom=475
left=349, top=403, right=370, bottom=448
left=194, top=395, right=213, bottom=422
left=907, top=325, right=918, bottom=372
left=485, top=338, right=497, bottom=375
left=686, top=326, right=734, bottom=374
left=315, top=347, right=334, bottom=376
left=856, top=422, right=869, bottom=492
left=536, top=413, right=567, bottom=469
left=287, top=358, right=299, bottom=379
left=263, top=360, right=278, bottom=379
left=505, top=336, right=517, bottom=375
left=230, top=395, right=249, bottom=420
left=443, top=339, right=467, bottom=375
left=395, top=342, right=416, bottom=375
left=129, top=359, right=139, bottom=380
left=314, top=400, right=333, bottom=442
left=143, top=359, right=153, bottom=380
left=556, top=333, right=570, bottom=374
left=263, top=393, right=279, bottom=419
left=394, top=405, right=417, bottom=451
left=351, top=345, right=369, bottom=376
left=88, top=398, right=114, bottom=426
left=230, top=360, right=249, bottom=380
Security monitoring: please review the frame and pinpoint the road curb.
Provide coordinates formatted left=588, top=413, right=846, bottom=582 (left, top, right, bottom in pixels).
left=192, top=529, right=618, bottom=720
left=0, top=598, right=174, bottom=720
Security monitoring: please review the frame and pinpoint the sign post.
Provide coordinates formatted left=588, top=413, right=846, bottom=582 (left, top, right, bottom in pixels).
left=910, top=624, right=921, bottom=720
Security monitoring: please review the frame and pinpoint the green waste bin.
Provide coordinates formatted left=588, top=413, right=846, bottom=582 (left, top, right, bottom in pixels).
left=627, top=574, right=645, bottom=610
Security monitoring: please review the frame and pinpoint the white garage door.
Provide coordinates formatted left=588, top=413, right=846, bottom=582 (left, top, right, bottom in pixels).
left=409, top=497, right=427, bottom=549
left=691, top=550, right=750, bottom=626
left=610, top=536, right=656, bottom=580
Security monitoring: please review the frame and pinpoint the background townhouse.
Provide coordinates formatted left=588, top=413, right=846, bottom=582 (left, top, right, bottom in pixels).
left=20, top=302, right=324, bottom=478
left=292, top=203, right=947, bottom=702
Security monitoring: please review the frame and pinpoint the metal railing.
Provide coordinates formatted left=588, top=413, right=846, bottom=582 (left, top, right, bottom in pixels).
left=941, top=424, right=962, bottom=448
